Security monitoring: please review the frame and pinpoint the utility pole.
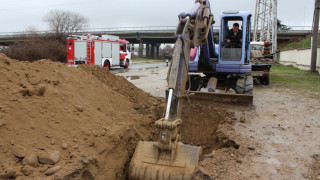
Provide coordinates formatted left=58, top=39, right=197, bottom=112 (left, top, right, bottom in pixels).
left=311, top=0, right=320, bottom=72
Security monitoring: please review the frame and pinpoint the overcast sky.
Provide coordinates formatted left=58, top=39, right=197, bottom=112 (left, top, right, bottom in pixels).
left=0, top=0, right=315, bottom=33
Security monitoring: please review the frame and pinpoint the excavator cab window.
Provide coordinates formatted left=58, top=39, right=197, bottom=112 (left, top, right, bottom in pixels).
left=220, top=18, right=243, bottom=61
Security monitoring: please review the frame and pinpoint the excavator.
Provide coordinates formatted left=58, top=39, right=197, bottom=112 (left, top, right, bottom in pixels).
left=129, top=0, right=252, bottom=179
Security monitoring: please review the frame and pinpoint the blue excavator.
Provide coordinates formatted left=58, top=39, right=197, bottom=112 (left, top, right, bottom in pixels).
left=129, top=0, right=253, bottom=179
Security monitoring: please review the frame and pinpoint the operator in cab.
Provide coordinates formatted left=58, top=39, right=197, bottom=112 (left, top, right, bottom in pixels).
left=226, top=23, right=242, bottom=48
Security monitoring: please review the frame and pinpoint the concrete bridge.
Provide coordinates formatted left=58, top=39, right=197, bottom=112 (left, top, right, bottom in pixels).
left=0, top=26, right=313, bottom=58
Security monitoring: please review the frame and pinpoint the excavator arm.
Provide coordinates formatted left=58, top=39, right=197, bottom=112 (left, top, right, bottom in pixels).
left=129, top=1, right=214, bottom=179
left=167, top=0, right=213, bottom=122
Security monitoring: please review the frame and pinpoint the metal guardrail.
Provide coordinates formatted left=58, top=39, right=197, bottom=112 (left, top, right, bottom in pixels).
left=0, top=26, right=314, bottom=38
left=85, top=26, right=178, bottom=32
left=0, top=26, right=179, bottom=37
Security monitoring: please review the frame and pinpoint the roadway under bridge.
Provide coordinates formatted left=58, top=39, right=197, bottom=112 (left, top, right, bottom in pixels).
left=0, top=26, right=313, bottom=58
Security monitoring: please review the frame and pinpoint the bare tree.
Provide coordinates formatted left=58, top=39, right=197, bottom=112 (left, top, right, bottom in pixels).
left=25, top=26, right=38, bottom=34
left=161, top=44, right=174, bottom=53
left=43, top=10, right=88, bottom=38
left=21, top=26, right=40, bottom=40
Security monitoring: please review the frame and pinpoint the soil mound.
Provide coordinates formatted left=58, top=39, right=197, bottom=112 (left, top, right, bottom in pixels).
left=0, top=53, right=236, bottom=179
left=0, top=54, right=162, bottom=179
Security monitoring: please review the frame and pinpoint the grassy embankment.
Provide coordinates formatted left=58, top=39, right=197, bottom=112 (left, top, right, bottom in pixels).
left=271, top=36, right=320, bottom=94
left=281, top=36, right=320, bottom=51
left=270, top=64, right=320, bottom=93
left=131, top=58, right=164, bottom=63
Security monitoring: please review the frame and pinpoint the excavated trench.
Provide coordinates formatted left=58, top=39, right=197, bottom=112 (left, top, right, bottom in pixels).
left=64, top=100, right=240, bottom=179
left=180, top=103, right=239, bottom=154
left=120, top=102, right=239, bottom=179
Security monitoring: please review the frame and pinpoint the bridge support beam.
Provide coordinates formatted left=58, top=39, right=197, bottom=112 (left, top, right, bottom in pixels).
left=156, top=44, right=160, bottom=59
left=146, top=43, right=150, bottom=58
left=139, top=42, right=143, bottom=58
left=151, top=44, right=155, bottom=59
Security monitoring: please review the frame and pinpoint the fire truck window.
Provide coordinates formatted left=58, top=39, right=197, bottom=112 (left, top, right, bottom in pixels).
left=120, top=42, right=124, bottom=51
left=127, top=44, right=130, bottom=52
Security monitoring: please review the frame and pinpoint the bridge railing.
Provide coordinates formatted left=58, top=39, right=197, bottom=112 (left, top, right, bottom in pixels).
left=0, top=26, right=315, bottom=38
left=85, top=26, right=177, bottom=32
left=277, top=26, right=313, bottom=34
left=0, top=31, right=55, bottom=38
left=286, top=26, right=313, bottom=30
left=82, top=26, right=222, bottom=33
left=0, top=26, right=221, bottom=37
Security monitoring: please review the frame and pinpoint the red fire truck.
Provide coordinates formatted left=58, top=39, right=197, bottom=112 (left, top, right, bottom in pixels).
left=67, top=34, right=131, bottom=70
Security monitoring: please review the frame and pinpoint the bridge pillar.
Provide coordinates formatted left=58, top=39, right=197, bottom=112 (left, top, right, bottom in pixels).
left=156, top=45, right=160, bottom=59
left=151, top=44, right=155, bottom=59
left=146, top=43, right=150, bottom=58
left=139, top=42, right=143, bottom=58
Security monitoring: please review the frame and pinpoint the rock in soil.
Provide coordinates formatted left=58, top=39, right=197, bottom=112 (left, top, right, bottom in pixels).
left=44, top=165, right=61, bottom=176
left=61, top=143, right=68, bottom=149
left=240, top=115, right=246, bottom=123
left=38, top=151, right=60, bottom=165
left=22, top=154, right=38, bottom=167
left=20, top=166, right=33, bottom=176
left=12, top=146, right=26, bottom=159
left=5, top=168, right=16, bottom=177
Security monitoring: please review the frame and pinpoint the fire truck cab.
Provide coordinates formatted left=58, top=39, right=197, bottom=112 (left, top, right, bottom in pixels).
left=67, top=34, right=131, bottom=70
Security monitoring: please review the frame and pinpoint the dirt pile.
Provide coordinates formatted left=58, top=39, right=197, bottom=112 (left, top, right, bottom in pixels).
left=0, top=53, right=163, bottom=179
left=0, top=53, right=237, bottom=179
left=308, top=154, right=320, bottom=179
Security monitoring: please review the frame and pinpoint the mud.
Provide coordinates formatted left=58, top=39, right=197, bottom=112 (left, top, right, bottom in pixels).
left=120, top=62, right=320, bottom=180
left=0, top=54, right=236, bottom=179
left=192, top=87, right=320, bottom=180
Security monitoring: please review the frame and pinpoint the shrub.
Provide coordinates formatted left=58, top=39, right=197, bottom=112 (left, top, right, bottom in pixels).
left=4, top=36, right=66, bottom=62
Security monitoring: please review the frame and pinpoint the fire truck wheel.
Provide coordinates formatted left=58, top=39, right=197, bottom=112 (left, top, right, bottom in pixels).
left=104, top=61, right=110, bottom=70
left=124, top=60, right=129, bottom=69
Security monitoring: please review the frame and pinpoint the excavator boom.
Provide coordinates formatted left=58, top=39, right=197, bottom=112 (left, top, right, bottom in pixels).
left=129, top=0, right=213, bottom=179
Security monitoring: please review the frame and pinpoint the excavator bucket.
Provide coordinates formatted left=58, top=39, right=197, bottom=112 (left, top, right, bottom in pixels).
left=129, top=141, right=201, bottom=180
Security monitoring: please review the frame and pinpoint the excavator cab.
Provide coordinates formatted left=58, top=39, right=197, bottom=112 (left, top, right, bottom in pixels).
left=217, top=11, right=252, bottom=73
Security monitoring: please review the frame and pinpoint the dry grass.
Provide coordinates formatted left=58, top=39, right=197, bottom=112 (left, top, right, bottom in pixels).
left=3, top=36, right=66, bottom=62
